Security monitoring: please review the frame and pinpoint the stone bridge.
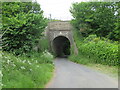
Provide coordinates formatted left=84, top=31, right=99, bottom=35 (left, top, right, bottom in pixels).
left=46, top=21, right=78, bottom=57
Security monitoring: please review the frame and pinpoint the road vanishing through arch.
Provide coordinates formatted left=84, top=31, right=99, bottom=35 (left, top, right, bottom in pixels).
left=46, top=21, right=78, bottom=55
left=46, top=58, right=118, bottom=88
left=53, top=36, right=70, bottom=57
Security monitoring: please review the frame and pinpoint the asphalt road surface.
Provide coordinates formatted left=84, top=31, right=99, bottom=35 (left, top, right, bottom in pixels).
left=46, top=58, right=118, bottom=88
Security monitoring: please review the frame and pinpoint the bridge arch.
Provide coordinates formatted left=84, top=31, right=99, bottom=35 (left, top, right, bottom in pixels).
left=52, top=35, right=71, bottom=57
left=46, top=21, right=78, bottom=56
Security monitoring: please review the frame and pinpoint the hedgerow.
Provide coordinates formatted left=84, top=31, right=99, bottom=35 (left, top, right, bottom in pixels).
left=77, top=35, right=118, bottom=66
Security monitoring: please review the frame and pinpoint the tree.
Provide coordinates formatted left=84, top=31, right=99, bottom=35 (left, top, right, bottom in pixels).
left=70, top=2, right=119, bottom=41
left=2, top=2, right=47, bottom=54
left=108, top=1, right=120, bottom=41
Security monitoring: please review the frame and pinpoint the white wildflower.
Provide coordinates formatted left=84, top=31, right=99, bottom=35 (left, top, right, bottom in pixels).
left=0, top=71, right=3, bottom=77
left=28, top=60, right=32, bottom=65
left=0, top=83, right=3, bottom=86
left=7, top=59, right=10, bottom=64
left=22, top=60, right=26, bottom=63
left=36, top=60, right=38, bottom=63
left=29, top=69, right=32, bottom=71
left=4, top=56, right=8, bottom=59
left=12, top=63, right=16, bottom=67
left=42, top=51, right=53, bottom=58
left=20, top=66, right=25, bottom=70
left=36, top=65, right=39, bottom=68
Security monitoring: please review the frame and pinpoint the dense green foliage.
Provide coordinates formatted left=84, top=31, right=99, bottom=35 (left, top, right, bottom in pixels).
left=2, top=51, right=54, bottom=88
left=2, top=2, right=48, bottom=54
left=69, top=29, right=118, bottom=66
left=69, top=2, right=119, bottom=66
left=70, top=2, right=119, bottom=41
left=80, top=35, right=118, bottom=66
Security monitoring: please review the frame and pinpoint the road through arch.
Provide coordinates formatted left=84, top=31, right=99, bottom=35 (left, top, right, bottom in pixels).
left=46, top=21, right=78, bottom=56
left=53, top=36, right=70, bottom=57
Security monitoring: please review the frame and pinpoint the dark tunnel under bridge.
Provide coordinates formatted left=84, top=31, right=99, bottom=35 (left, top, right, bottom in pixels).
left=52, top=36, right=71, bottom=57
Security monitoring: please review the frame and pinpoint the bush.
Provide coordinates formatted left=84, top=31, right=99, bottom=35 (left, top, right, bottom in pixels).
left=80, top=35, right=118, bottom=66
left=70, top=33, right=118, bottom=66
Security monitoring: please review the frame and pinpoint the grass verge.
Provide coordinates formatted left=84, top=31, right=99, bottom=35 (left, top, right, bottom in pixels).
left=1, top=51, right=54, bottom=88
left=69, top=54, right=118, bottom=80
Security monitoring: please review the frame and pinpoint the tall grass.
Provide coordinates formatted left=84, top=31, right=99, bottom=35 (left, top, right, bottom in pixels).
left=2, top=51, right=54, bottom=88
left=39, top=37, right=49, bottom=52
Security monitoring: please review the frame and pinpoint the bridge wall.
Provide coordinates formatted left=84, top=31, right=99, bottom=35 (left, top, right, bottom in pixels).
left=46, top=21, right=78, bottom=54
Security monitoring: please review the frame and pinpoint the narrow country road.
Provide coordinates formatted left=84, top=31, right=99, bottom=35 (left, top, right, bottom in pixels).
left=46, top=58, right=118, bottom=88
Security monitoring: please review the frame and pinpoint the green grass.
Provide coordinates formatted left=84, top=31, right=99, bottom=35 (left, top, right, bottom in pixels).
left=69, top=54, right=118, bottom=79
left=87, top=63, right=118, bottom=79
left=0, top=51, right=2, bottom=90
left=1, top=51, right=54, bottom=88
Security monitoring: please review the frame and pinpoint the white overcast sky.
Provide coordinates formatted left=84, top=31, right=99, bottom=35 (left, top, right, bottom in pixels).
left=36, top=0, right=89, bottom=20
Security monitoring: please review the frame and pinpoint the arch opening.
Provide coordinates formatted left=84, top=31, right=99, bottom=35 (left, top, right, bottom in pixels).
left=52, top=36, right=70, bottom=57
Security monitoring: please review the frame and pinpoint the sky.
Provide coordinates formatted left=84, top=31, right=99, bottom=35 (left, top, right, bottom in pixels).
left=36, top=0, right=89, bottom=20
